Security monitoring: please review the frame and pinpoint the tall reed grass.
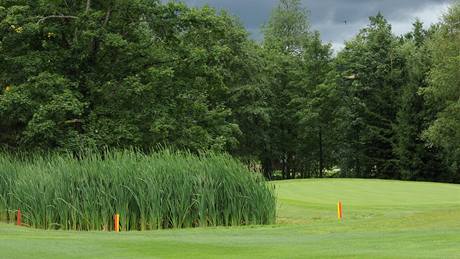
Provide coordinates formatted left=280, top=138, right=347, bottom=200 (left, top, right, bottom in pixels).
left=0, top=150, right=276, bottom=231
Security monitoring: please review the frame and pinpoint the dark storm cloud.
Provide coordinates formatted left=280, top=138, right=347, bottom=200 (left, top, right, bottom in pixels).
left=181, top=0, right=451, bottom=49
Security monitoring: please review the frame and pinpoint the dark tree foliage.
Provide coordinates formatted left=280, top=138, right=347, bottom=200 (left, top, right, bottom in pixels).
left=334, top=13, right=405, bottom=179
left=0, top=0, right=259, bottom=153
left=261, top=0, right=335, bottom=179
left=422, top=2, right=460, bottom=182
left=394, top=20, right=447, bottom=182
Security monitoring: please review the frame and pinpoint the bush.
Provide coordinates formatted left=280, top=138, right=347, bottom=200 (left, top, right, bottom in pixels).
left=0, top=150, right=276, bottom=231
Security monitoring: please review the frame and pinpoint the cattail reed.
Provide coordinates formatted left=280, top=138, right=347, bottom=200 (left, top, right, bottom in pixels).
left=0, top=150, right=276, bottom=231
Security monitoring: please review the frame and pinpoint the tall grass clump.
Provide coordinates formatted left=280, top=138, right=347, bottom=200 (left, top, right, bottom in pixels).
left=0, top=150, right=276, bottom=231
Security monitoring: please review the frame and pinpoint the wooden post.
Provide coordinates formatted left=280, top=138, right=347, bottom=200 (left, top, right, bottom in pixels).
left=337, top=201, right=343, bottom=220
left=114, top=214, right=120, bottom=232
left=17, top=208, right=21, bottom=226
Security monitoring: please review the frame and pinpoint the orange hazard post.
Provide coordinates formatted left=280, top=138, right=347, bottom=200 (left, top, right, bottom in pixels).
left=337, top=201, right=343, bottom=220
left=114, top=214, right=120, bottom=232
left=17, top=208, right=21, bottom=226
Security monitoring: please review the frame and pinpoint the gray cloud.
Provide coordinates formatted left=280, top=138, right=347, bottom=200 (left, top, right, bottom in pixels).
left=180, top=0, right=452, bottom=49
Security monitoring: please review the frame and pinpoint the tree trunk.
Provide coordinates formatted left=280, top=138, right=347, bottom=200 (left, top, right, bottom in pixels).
left=319, top=126, right=324, bottom=178
left=282, top=156, right=288, bottom=179
left=262, top=158, right=273, bottom=180
left=287, top=156, right=292, bottom=179
left=86, top=0, right=91, bottom=13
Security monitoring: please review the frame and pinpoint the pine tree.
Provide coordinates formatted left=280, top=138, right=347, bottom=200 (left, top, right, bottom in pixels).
left=336, top=13, right=405, bottom=178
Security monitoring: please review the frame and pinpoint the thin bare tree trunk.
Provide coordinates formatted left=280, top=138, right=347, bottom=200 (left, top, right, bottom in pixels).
left=103, top=8, right=112, bottom=27
left=86, top=0, right=91, bottom=13
left=319, top=126, right=324, bottom=178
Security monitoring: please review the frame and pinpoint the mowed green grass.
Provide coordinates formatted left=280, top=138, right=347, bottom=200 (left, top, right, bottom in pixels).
left=1, top=179, right=460, bottom=258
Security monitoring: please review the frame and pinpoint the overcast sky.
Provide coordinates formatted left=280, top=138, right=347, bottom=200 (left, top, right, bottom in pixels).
left=181, top=0, right=452, bottom=50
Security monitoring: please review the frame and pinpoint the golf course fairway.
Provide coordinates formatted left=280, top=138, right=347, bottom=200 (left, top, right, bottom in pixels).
left=1, top=179, right=460, bottom=258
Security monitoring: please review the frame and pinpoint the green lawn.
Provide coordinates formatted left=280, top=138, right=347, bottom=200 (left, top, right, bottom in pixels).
left=1, top=179, right=460, bottom=258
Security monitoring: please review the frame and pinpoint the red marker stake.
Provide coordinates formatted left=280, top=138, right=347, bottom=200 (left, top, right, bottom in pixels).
left=17, top=208, right=21, bottom=226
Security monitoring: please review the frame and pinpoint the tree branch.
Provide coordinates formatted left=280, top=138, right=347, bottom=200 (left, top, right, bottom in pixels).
left=37, top=15, right=78, bottom=24
left=103, top=8, right=112, bottom=27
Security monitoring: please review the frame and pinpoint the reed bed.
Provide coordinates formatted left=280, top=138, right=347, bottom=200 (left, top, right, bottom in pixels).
left=0, top=150, right=276, bottom=231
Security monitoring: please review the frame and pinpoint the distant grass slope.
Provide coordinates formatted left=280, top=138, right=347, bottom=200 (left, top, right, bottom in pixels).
left=276, top=179, right=460, bottom=224
left=1, top=179, right=460, bottom=258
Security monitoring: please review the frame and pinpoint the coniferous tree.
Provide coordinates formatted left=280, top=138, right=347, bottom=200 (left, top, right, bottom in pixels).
left=336, top=13, right=405, bottom=178
left=261, top=0, right=333, bottom=179
left=395, top=20, right=446, bottom=181
left=261, top=0, right=311, bottom=179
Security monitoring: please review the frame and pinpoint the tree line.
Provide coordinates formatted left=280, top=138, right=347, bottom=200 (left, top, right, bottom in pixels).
left=1, top=0, right=459, bottom=182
